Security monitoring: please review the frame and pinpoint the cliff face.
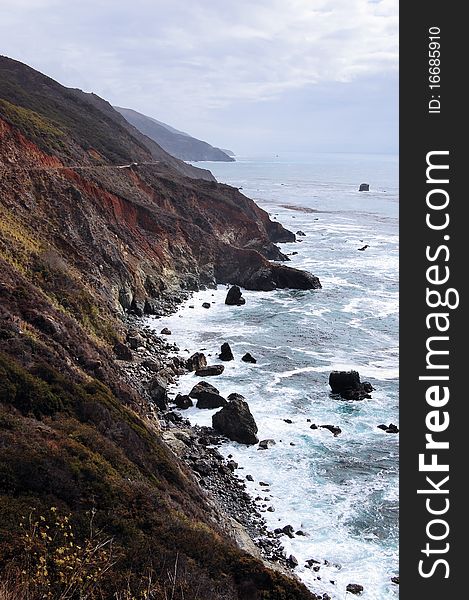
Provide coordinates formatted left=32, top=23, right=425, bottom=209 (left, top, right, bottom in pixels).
left=0, top=56, right=319, bottom=599
left=116, top=106, right=235, bottom=162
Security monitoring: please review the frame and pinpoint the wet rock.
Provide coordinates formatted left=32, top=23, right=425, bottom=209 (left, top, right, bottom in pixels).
left=282, top=525, right=295, bottom=538
left=359, top=183, right=370, bottom=192
left=296, top=530, right=306, bottom=536
left=173, top=394, right=193, bottom=409
left=305, top=559, right=321, bottom=568
left=284, top=419, right=293, bottom=424
left=219, top=342, right=234, bottom=361
left=346, top=584, right=364, bottom=595
left=320, top=424, right=342, bottom=437
left=225, top=285, right=246, bottom=306
left=358, top=245, right=369, bottom=251
left=391, top=576, right=399, bottom=585
left=185, top=352, right=207, bottom=372
left=160, top=327, right=172, bottom=335
left=195, top=364, right=225, bottom=377
left=377, top=423, right=399, bottom=433
left=241, top=352, right=257, bottom=363
left=258, top=439, right=276, bottom=450
left=329, top=370, right=373, bottom=400
left=296, top=230, right=306, bottom=236
left=202, top=302, right=211, bottom=309
left=288, top=555, right=299, bottom=568
left=267, top=506, right=275, bottom=512
left=227, top=460, right=238, bottom=471
left=212, top=394, right=258, bottom=444
left=113, top=341, right=133, bottom=361
left=310, top=424, right=318, bottom=430
left=189, top=381, right=227, bottom=409
left=148, top=375, right=168, bottom=410
left=259, top=482, right=270, bottom=487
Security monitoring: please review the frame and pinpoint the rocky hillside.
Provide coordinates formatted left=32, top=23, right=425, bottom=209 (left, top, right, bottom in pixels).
left=116, top=106, right=235, bottom=162
left=0, top=56, right=320, bottom=599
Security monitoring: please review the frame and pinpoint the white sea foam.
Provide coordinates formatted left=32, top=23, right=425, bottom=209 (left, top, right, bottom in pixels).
left=147, top=154, right=399, bottom=599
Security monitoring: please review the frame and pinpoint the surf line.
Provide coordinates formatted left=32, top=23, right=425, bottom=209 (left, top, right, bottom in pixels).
left=416, top=150, right=459, bottom=580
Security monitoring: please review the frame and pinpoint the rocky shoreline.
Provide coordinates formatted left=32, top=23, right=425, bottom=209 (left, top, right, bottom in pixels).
left=118, top=303, right=302, bottom=581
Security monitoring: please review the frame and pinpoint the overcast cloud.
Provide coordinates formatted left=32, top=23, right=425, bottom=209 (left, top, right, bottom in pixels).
left=0, top=0, right=398, bottom=154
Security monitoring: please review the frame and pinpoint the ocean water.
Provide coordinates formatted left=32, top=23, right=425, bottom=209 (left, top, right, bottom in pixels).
left=147, top=153, right=399, bottom=599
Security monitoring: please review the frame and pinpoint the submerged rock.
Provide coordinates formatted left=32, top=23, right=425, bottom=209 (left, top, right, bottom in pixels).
left=320, top=424, right=342, bottom=437
left=225, top=285, right=246, bottom=306
left=258, top=439, right=276, bottom=450
left=329, top=370, right=373, bottom=400
left=241, top=352, right=257, bottom=363
left=212, top=394, right=258, bottom=444
left=378, top=423, right=399, bottom=434
left=346, top=583, right=364, bottom=595
left=195, top=365, right=225, bottom=377
left=219, top=342, right=234, bottom=361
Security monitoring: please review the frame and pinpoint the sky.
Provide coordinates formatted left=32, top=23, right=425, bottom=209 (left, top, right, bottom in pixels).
left=0, top=0, right=398, bottom=155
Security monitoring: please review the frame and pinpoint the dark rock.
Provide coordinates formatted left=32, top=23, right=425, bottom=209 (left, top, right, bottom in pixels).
left=282, top=525, right=295, bottom=538
left=288, top=555, right=299, bottom=568
left=259, top=482, right=270, bottom=487
left=127, top=333, right=145, bottom=349
left=130, top=298, right=145, bottom=317
left=284, top=419, right=293, bottom=424
left=144, top=298, right=161, bottom=314
left=359, top=183, right=370, bottom=192
left=305, top=559, right=321, bottom=568
left=160, top=327, right=171, bottom=335
left=296, top=530, right=306, bottom=536
left=113, top=341, right=133, bottom=361
left=227, top=460, right=238, bottom=471
left=212, top=395, right=258, bottom=444
left=241, top=352, right=257, bottom=363
left=346, top=584, right=364, bottom=595
left=189, top=381, right=226, bottom=409
left=219, top=342, right=234, bottom=361
left=320, top=424, right=342, bottom=437
left=173, top=394, right=193, bottom=409
left=225, top=285, right=246, bottom=306
left=378, top=423, right=399, bottom=434
left=202, top=302, right=211, bottom=309
left=329, top=370, right=374, bottom=400
left=310, top=424, right=318, bottom=430
left=391, top=576, right=399, bottom=585
left=193, top=460, right=212, bottom=476
left=185, top=352, right=207, bottom=372
left=358, top=245, right=369, bottom=251
left=148, top=375, right=168, bottom=410
left=258, top=439, right=276, bottom=450
left=296, top=230, right=306, bottom=236
left=267, top=506, right=275, bottom=512
left=246, top=474, right=254, bottom=482
left=195, top=364, right=225, bottom=377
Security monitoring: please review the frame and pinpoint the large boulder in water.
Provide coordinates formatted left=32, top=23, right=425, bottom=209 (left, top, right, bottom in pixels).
left=212, top=393, right=258, bottom=445
left=219, top=342, right=234, bottom=361
left=359, top=183, right=370, bottom=192
left=329, top=370, right=373, bottom=400
left=225, top=285, right=246, bottom=305
left=189, top=381, right=227, bottom=409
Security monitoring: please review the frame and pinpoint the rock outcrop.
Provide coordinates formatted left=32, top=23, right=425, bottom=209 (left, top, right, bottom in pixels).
left=189, top=382, right=227, bottom=409
left=329, top=370, right=373, bottom=400
left=219, top=342, right=234, bottom=361
left=212, top=394, right=259, bottom=445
